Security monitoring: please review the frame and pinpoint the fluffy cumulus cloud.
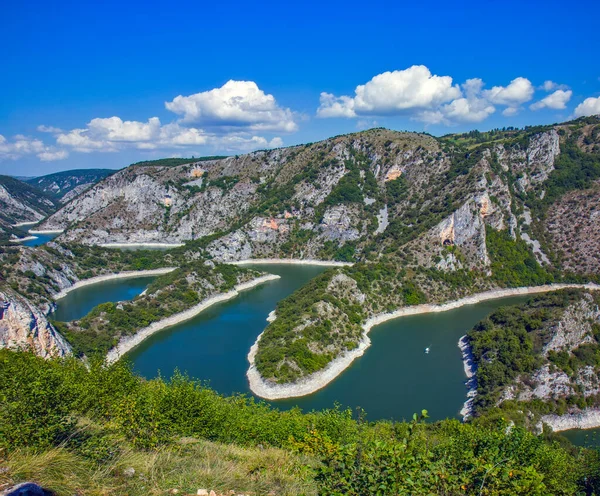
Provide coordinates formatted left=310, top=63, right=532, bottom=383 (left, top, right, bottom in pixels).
left=14, top=80, right=295, bottom=161
left=375, top=78, right=495, bottom=125
left=318, top=65, right=461, bottom=118
left=482, top=77, right=534, bottom=106
left=574, top=97, right=600, bottom=118
left=540, top=80, right=570, bottom=92
left=437, top=78, right=495, bottom=123
left=53, top=116, right=282, bottom=155
left=482, top=77, right=534, bottom=116
left=165, top=80, right=298, bottom=132
left=317, top=93, right=357, bottom=118
left=0, top=134, right=68, bottom=161
left=317, top=68, right=544, bottom=125
left=530, top=90, right=573, bottom=111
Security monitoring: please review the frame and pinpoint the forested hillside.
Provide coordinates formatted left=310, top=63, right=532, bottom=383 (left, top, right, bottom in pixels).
left=467, top=289, right=600, bottom=420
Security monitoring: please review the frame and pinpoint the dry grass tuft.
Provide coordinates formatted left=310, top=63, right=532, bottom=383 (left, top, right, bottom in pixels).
left=0, top=439, right=318, bottom=496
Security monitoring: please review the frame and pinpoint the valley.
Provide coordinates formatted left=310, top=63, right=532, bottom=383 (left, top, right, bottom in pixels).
left=2, top=116, right=600, bottom=494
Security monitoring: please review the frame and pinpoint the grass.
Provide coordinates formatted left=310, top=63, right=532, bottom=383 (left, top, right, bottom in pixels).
left=0, top=436, right=318, bottom=496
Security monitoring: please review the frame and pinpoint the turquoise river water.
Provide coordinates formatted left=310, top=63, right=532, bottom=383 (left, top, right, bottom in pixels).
left=22, top=232, right=59, bottom=247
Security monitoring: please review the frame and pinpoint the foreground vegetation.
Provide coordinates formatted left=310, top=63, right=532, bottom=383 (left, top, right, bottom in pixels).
left=1, top=350, right=599, bottom=495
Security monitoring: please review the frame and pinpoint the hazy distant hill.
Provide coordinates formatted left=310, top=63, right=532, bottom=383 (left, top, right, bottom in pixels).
left=27, top=168, right=114, bottom=203
left=0, top=175, right=59, bottom=239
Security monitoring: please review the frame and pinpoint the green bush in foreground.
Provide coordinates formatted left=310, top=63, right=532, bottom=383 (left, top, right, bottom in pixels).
left=0, top=350, right=599, bottom=495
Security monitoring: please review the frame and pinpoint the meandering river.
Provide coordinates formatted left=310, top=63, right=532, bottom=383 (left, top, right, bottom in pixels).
left=52, top=263, right=539, bottom=423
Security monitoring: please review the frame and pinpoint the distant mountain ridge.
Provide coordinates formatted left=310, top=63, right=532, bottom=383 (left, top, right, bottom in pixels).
left=0, top=175, right=59, bottom=240
left=26, top=168, right=115, bottom=203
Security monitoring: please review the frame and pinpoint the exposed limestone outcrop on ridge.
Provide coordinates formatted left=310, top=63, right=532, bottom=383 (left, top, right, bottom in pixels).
left=500, top=293, right=600, bottom=404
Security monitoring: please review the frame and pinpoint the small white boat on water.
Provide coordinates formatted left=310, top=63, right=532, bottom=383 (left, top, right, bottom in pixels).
left=424, top=347, right=430, bottom=354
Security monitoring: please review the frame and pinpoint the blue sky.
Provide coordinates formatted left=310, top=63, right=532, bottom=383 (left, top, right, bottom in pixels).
left=1, top=0, right=599, bottom=176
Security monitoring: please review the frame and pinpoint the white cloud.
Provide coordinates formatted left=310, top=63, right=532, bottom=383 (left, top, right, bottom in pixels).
left=441, top=97, right=495, bottom=122
left=87, top=116, right=161, bottom=142
left=56, top=119, right=208, bottom=152
left=483, top=77, right=534, bottom=106
left=38, top=150, right=69, bottom=161
left=574, top=97, right=600, bottom=117
left=54, top=117, right=283, bottom=156
left=165, top=80, right=298, bottom=132
left=214, top=135, right=283, bottom=152
left=530, top=90, right=572, bottom=111
left=439, top=78, right=495, bottom=123
left=57, top=128, right=114, bottom=153
left=540, top=80, right=569, bottom=92
left=0, top=134, right=67, bottom=161
left=269, top=137, right=284, bottom=148
left=317, top=65, right=461, bottom=118
left=502, top=107, right=520, bottom=117
left=0, top=134, right=45, bottom=159
left=316, top=70, right=541, bottom=125
left=317, top=93, right=356, bottom=118
left=37, top=125, right=63, bottom=133
left=158, top=123, right=208, bottom=147
left=413, top=78, right=495, bottom=125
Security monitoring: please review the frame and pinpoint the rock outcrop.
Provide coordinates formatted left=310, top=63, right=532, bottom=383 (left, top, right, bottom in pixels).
left=0, top=289, right=71, bottom=358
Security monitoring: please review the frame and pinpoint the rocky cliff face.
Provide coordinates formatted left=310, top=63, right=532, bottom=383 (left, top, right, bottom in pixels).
left=37, top=123, right=578, bottom=278
left=0, top=288, right=71, bottom=358
left=38, top=130, right=441, bottom=253
left=545, top=182, right=600, bottom=274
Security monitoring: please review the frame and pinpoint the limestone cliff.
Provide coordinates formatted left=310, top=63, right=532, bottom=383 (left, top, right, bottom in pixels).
left=0, top=288, right=71, bottom=358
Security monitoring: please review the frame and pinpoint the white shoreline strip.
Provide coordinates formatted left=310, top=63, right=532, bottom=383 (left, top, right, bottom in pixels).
left=29, top=229, right=64, bottom=234
left=99, top=242, right=184, bottom=248
left=230, top=258, right=352, bottom=267
left=53, top=268, right=178, bottom=300
left=247, top=282, right=600, bottom=400
left=12, top=221, right=39, bottom=227
left=10, top=236, right=38, bottom=243
left=105, top=274, right=280, bottom=364
left=459, top=335, right=477, bottom=420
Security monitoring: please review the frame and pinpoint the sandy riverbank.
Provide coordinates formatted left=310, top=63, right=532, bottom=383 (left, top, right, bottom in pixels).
left=99, top=242, right=184, bottom=249
left=105, top=274, right=280, bottom=364
left=230, top=258, right=352, bottom=267
left=247, top=282, right=600, bottom=400
left=53, top=268, right=178, bottom=300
